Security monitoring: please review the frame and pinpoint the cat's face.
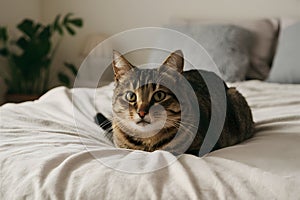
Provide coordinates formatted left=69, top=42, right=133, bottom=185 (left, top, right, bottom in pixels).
left=112, top=50, right=184, bottom=138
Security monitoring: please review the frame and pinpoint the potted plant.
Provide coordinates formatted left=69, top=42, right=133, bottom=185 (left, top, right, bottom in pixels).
left=0, top=13, right=83, bottom=103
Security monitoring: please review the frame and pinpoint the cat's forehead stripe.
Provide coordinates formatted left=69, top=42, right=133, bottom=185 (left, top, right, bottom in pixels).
left=130, top=81, right=134, bottom=89
left=130, top=69, right=153, bottom=89
left=123, top=68, right=178, bottom=95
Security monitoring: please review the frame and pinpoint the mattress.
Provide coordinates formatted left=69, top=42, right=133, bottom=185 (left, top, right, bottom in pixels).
left=1, top=80, right=300, bottom=199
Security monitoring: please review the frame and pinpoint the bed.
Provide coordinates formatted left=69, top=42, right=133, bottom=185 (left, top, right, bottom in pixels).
left=1, top=19, right=300, bottom=199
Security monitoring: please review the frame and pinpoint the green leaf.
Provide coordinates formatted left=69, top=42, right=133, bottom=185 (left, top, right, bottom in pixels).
left=63, top=13, right=74, bottom=25
left=0, top=27, right=8, bottom=42
left=16, top=37, right=28, bottom=50
left=69, top=19, right=83, bottom=27
left=39, top=26, right=51, bottom=40
left=53, top=14, right=63, bottom=35
left=65, top=25, right=75, bottom=35
left=33, top=24, right=42, bottom=35
left=58, top=72, right=70, bottom=87
left=53, top=15, right=61, bottom=28
left=0, top=48, right=8, bottom=56
left=59, top=13, right=83, bottom=36
left=17, top=19, right=36, bottom=38
left=64, top=62, right=77, bottom=76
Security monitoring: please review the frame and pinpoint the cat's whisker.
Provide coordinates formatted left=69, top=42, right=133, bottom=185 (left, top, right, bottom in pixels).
left=166, top=118, right=199, bottom=129
left=99, top=120, right=111, bottom=127
left=165, top=120, right=198, bottom=137
left=164, top=124, right=194, bottom=138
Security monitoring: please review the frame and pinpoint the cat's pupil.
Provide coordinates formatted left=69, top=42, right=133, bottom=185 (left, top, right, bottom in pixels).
left=125, top=91, right=136, bottom=102
left=153, top=91, right=166, bottom=102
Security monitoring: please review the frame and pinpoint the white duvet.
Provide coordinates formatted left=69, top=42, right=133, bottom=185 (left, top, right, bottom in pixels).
left=1, top=80, right=300, bottom=199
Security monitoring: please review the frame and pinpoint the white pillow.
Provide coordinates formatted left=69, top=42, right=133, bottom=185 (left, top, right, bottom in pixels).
left=268, top=21, right=300, bottom=83
left=148, top=24, right=254, bottom=82
left=168, top=18, right=279, bottom=80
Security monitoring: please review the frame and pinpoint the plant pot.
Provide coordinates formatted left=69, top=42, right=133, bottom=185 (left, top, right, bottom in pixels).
left=5, top=93, right=40, bottom=103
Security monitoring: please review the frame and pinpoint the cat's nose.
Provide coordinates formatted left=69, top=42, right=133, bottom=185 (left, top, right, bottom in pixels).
left=137, top=104, right=149, bottom=119
left=138, top=110, right=147, bottom=119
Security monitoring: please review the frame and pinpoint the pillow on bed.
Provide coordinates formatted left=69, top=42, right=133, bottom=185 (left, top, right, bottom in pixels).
left=157, top=24, right=254, bottom=82
left=267, top=22, right=300, bottom=84
left=167, top=18, right=279, bottom=80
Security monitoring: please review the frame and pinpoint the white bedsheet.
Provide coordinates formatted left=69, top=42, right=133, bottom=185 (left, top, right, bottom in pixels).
left=1, top=80, right=300, bottom=199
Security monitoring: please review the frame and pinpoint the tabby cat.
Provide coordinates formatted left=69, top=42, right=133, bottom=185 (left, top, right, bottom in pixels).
left=96, top=50, right=254, bottom=156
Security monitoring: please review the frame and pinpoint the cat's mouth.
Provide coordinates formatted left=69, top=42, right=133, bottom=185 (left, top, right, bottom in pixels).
left=136, top=119, right=151, bottom=126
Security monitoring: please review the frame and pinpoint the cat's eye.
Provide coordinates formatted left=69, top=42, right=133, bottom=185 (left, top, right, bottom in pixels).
left=153, top=91, right=166, bottom=102
left=125, top=91, right=136, bottom=102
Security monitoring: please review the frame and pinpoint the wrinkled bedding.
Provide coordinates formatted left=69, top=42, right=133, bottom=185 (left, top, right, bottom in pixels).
left=1, top=80, right=300, bottom=199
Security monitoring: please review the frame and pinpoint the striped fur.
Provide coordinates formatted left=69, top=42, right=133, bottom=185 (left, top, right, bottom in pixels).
left=111, top=50, right=254, bottom=155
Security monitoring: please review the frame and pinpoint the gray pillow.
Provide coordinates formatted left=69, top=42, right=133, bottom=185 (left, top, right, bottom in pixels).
left=268, top=22, right=300, bottom=84
left=164, top=24, right=254, bottom=82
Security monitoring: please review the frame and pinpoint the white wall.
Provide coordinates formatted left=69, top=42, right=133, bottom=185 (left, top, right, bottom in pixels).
left=41, top=0, right=300, bottom=85
left=42, top=0, right=300, bottom=34
left=0, top=0, right=41, bottom=27
left=0, top=0, right=41, bottom=104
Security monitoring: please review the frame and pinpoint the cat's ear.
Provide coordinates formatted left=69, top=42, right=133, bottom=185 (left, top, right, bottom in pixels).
left=161, top=50, right=184, bottom=73
left=112, top=50, right=134, bottom=81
